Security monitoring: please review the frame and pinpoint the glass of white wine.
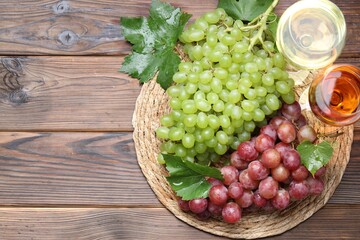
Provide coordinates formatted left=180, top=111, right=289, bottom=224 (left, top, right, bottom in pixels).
left=276, top=0, right=346, bottom=70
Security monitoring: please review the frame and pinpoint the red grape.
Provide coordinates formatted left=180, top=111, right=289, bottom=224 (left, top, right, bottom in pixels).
left=207, top=177, right=223, bottom=187
left=196, top=210, right=211, bottom=220
left=237, top=141, right=259, bottom=161
left=222, top=202, right=242, bottom=223
left=275, top=142, right=292, bottom=160
left=271, top=188, right=290, bottom=210
left=255, top=133, right=275, bottom=153
left=260, top=125, right=277, bottom=141
left=297, top=125, right=317, bottom=143
left=248, top=160, right=270, bottom=180
left=277, top=121, right=296, bottom=143
left=269, top=116, right=287, bottom=130
left=258, top=176, right=278, bottom=199
left=261, top=148, right=281, bottom=168
left=291, top=165, right=309, bottom=181
left=230, top=151, right=248, bottom=170
left=281, top=101, right=301, bottom=121
left=235, top=189, right=254, bottom=208
left=189, top=198, right=208, bottom=214
left=282, top=149, right=301, bottom=171
left=295, top=114, right=307, bottom=128
left=209, top=185, right=228, bottom=206
left=288, top=180, right=310, bottom=200
left=221, top=166, right=239, bottom=186
left=307, top=177, right=324, bottom=195
left=207, top=201, right=223, bottom=216
left=178, top=198, right=190, bottom=212
left=271, top=163, right=290, bottom=182
left=314, top=166, right=326, bottom=179
left=228, top=182, right=244, bottom=199
left=253, top=190, right=267, bottom=208
left=239, top=169, right=260, bottom=190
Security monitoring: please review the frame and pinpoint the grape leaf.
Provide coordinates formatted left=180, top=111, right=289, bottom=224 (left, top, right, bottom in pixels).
left=218, top=0, right=273, bottom=21
left=267, top=13, right=279, bottom=41
left=163, top=154, right=223, bottom=200
left=120, top=0, right=191, bottom=89
left=297, top=140, right=334, bottom=175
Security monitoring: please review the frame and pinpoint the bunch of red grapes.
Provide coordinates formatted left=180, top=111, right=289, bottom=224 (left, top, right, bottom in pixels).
left=178, top=101, right=326, bottom=223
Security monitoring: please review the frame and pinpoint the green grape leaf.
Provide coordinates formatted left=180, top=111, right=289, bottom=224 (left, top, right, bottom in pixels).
left=120, top=0, right=191, bottom=89
left=163, top=154, right=223, bottom=200
left=267, top=13, right=279, bottom=41
left=297, top=140, right=334, bottom=175
left=218, top=0, right=273, bottom=21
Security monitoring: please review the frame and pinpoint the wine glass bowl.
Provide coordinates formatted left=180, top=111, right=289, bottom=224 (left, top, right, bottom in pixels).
left=308, top=64, right=360, bottom=126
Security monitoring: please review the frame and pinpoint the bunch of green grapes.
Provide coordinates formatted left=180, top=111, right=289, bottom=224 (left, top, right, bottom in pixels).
left=156, top=8, right=295, bottom=165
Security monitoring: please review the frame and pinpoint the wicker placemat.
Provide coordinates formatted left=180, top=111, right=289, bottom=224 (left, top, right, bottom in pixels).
left=132, top=70, right=353, bottom=239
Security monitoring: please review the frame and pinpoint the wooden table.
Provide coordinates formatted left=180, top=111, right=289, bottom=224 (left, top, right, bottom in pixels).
left=0, top=0, right=359, bottom=239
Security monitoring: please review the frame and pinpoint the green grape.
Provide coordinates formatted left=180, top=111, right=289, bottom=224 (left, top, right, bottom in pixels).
left=157, top=153, right=165, bottom=164
left=245, top=62, right=258, bottom=73
left=263, top=41, right=275, bottom=53
left=244, top=121, right=256, bottom=132
left=209, top=152, right=221, bottom=163
left=219, top=89, right=229, bottom=102
left=185, top=82, right=198, bottom=95
left=169, top=127, right=185, bottom=141
left=223, top=125, right=235, bottom=135
left=195, top=142, right=207, bottom=154
left=180, top=32, right=191, bottom=43
left=264, top=58, right=273, bottom=71
left=231, top=52, right=242, bottom=64
left=195, top=99, right=211, bottom=112
left=273, top=53, right=286, bottom=68
left=234, top=19, right=244, bottom=29
left=216, top=131, right=229, bottom=145
left=182, top=99, right=197, bottom=114
left=204, top=11, right=220, bottom=24
left=197, top=112, right=208, bottom=128
left=182, top=133, right=195, bottom=148
left=232, top=118, right=244, bottom=128
left=231, top=105, right=242, bottom=120
left=183, top=114, right=197, bottom=127
left=255, top=86, right=267, bottom=97
left=214, top=68, right=228, bottom=80
left=253, top=108, right=265, bottom=122
left=187, top=147, right=197, bottom=157
left=209, top=50, right=222, bottom=62
left=164, top=141, right=176, bottom=153
left=192, top=61, right=203, bottom=73
left=242, top=111, right=253, bottom=121
left=269, top=67, right=283, bottom=80
left=241, top=100, right=256, bottom=112
left=214, top=42, right=229, bottom=53
left=187, top=72, right=199, bottom=83
left=207, top=24, right=218, bottom=33
left=238, top=131, right=251, bottom=142
left=198, top=83, right=211, bottom=93
left=250, top=72, right=262, bottom=84
left=194, top=90, right=205, bottom=100
left=201, top=127, right=215, bottom=140
left=191, top=45, right=203, bottom=60
left=156, top=127, right=169, bottom=139
left=213, top=100, right=225, bottom=112
left=275, top=80, right=290, bottom=94
left=175, top=144, right=187, bottom=157
left=197, top=152, right=210, bottom=165
left=166, top=85, right=181, bottom=98
left=160, top=114, right=174, bottom=127
left=261, top=104, right=273, bottom=115
left=238, top=84, right=249, bottom=94
left=178, top=62, right=192, bottom=73
left=205, top=138, right=218, bottom=148
left=266, top=93, right=281, bottom=111
left=169, top=98, right=181, bottom=110
left=223, top=102, right=235, bottom=116
left=281, top=91, right=296, bottom=104
left=242, top=52, right=254, bottom=63
left=264, top=84, right=276, bottom=93
left=173, top=72, right=187, bottom=83
left=200, top=57, right=212, bottom=69
left=225, top=79, right=238, bottom=91
left=215, top=8, right=227, bottom=19
left=219, top=115, right=231, bottom=128
left=206, top=92, right=219, bottom=104
left=214, top=142, right=227, bottom=155
left=232, top=42, right=248, bottom=53
left=171, top=110, right=183, bottom=122
left=206, top=33, right=218, bottom=47
left=194, top=17, right=209, bottom=31
left=183, top=156, right=195, bottom=163
left=211, top=77, right=223, bottom=93
left=228, top=89, right=241, bottom=103
left=240, top=78, right=252, bottom=88
left=224, top=15, right=234, bottom=26
left=178, top=89, right=190, bottom=100
left=188, top=29, right=205, bottom=42
left=228, top=63, right=240, bottom=73
left=262, top=74, right=274, bottom=86
left=230, top=28, right=243, bottom=41
left=230, top=137, right=241, bottom=150
left=184, top=126, right=196, bottom=133
left=254, top=57, right=266, bottom=71
left=194, top=130, right=205, bottom=143
left=220, top=34, right=236, bottom=46
left=219, top=54, right=232, bottom=68
left=244, top=88, right=257, bottom=100
left=208, top=114, right=220, bottom=129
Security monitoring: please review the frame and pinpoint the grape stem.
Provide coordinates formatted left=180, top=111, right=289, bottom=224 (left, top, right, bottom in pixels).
left=247, top=0, right=279, bottom=52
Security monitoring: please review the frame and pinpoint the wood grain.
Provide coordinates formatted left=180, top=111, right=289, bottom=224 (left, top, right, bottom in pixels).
left=0, top=56, right=141, bottom=131
left=0, top=131, right=359, bottom=206
left=0, top=206, right=359, bottom=240
left=0, top=0, right=359, bottom=57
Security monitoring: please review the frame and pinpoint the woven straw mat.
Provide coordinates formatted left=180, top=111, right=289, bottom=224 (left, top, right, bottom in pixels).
left=132, top=69, right=353, bottom=239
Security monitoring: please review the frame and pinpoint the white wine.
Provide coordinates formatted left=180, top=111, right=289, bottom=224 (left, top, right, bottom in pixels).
left=276, top=0, right=346, bottom=69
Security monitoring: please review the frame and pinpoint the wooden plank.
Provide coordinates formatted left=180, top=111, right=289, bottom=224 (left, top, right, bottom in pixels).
left=0, top=56, right=141, bottom=131
left=0, top=205, right=359, bottom=239
left=0, top=0, right=359, bottom=57
left=0, top=131, right=359, bottom=206
left=0, top=132, right=159, bottom=206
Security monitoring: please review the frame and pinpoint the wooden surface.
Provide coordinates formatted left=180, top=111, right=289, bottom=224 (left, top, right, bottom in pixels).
left=0, top=0, right=359, bottom=239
